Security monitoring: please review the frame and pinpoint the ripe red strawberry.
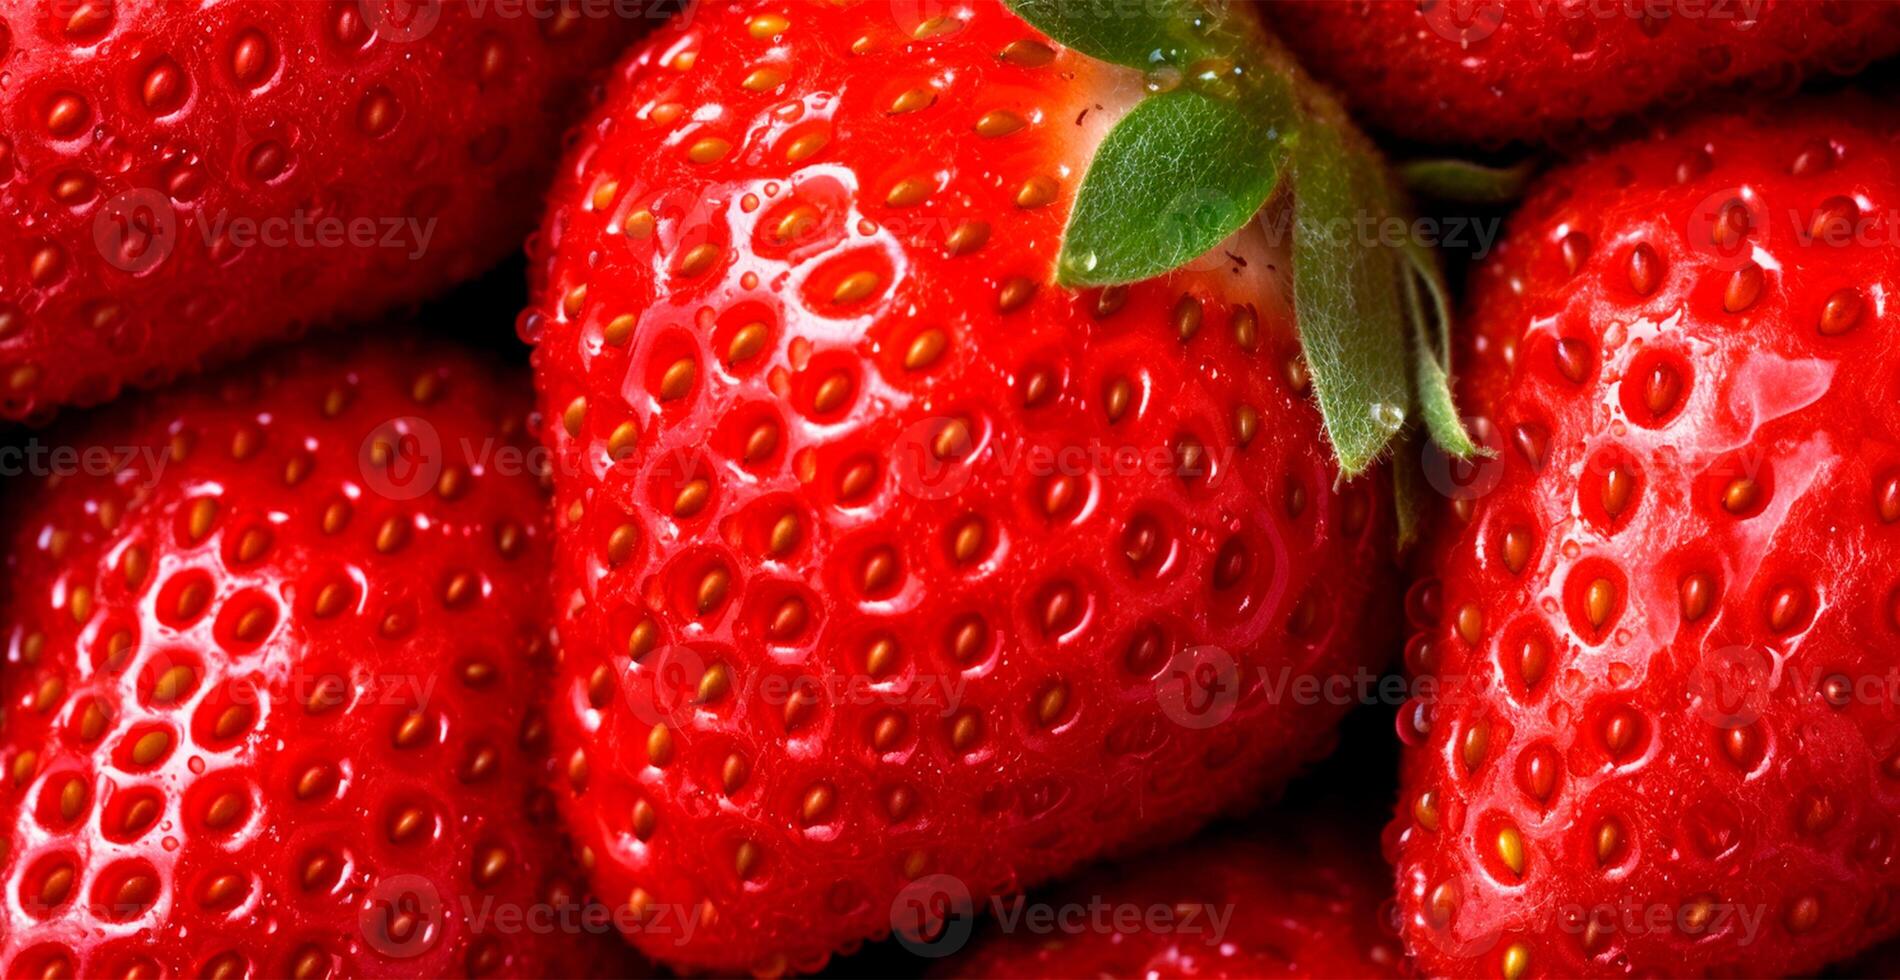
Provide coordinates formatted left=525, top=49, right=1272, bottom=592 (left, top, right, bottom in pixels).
left=0, top=1, right=647, bottom=422
left=525, top=0, right=1473, bottom=973
left=0, top=337, right=640, bottom=978
left=1392, top=100, right=1900, bottom=977
left=1268, top=0, right=1900, bottom=148
left=940, top=807, right=1404, bottom=978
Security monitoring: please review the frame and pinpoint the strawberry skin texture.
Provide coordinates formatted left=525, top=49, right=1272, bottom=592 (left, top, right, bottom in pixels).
left=0, top=338, right=637, bottom=978
left=1268, top=0, right=1900, bottom=147
left=0, top=1, right=643, bottom=422
left=1394, top=101, right=1900, bottom=978
left=943, top=810, right=1405, bottom=979
left=528, top=1, right=1397, bottom=973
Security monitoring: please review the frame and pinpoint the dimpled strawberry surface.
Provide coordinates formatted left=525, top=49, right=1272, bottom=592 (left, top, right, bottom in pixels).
left=946, top=810, right=1405, bottom=979
left=1393, top=101, right=1900, bottom=977
left=0, top=0, right=643, bottom=422
left=526, top=0, right=1399, bottom=972
left=1270, top=0, right=1900, bottom=148
left=0, top=337, right=643, bottom=978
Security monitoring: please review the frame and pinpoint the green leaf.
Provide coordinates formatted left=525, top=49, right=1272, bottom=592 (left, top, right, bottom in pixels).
left=1399, top=158, right=1537, bottom=205
left=1058, top=87, right=1292, bottom=287
left=1398, top=238, right=1484, bottom=458
left=1290, top=120, right=1412, bottom=477
left=1005, top=0, right=1206, bottom=69
left=1391, top=435, right=1427, bottom=552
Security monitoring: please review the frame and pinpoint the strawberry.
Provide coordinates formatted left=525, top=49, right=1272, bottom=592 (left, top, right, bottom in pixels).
left=1268, top=0, right=1900, bottom=148
left=0, top=0, right=648, bottom=423
left=526, top=0, right=1476, bottom=972
left=0, top=337, right=640, bottom=978
left=938, top=806, right=1404, bottom=978
left=1391, top=99, right=1900, bottom=977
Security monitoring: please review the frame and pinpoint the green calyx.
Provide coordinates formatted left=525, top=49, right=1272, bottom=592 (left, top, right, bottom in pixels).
left=1400, top=158, right=1538, bottom=205
left=1007, top=0, right=1481, bottom=480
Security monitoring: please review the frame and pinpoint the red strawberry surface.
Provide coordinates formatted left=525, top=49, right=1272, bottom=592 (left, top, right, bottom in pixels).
left=527, top=0, right=1410, bottom=972
left=941, top=808, right=1404, bottom=979
left=0, top=337, right=638, bottom=978
left=1391, top=100, right=1900, bottom=977
left=1268, top=0, right=1900, bottom=148
left=0, top=0, right=646, bottom=422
